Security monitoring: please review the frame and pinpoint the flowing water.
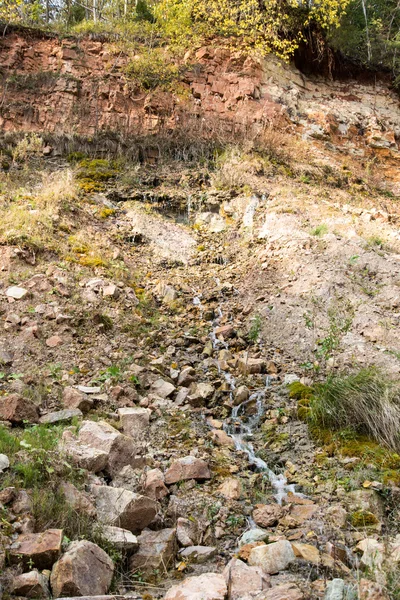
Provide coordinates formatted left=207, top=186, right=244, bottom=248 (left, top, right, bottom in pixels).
left=208, top=298, right=297, bottom=504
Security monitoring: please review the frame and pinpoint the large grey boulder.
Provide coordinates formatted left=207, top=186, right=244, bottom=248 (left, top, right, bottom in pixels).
left=91, top=485, right=158, bottom=533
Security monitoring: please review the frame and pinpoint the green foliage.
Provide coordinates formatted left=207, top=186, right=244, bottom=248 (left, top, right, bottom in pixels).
left=309, top=368, right=400, bottom=452
left=125, top=49, right=180, bottom=90
left=310, top=223, right=328, bottom=237
left=248, top=314, right=262, bottom=343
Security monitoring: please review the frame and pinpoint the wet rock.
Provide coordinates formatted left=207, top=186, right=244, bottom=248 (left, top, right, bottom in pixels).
left=188, top=382, right=215, bottom=407
left=178, top=366, right=196, bottom=387
left=144, top=468, right=169, bottom=500
left=12, top=571, right=50, bottom=598
left=219, top=478, right=242, bottom=500
left=223, top=558, right=270, bottom=600
left=118, top=407, right=150, bottom=437
left=91, top=485, right=158, bottom=533
left=253, top=504, right=283, bottom=528
left=211, top=428, right=235, bottom=448
left=292, top=542, right=320, bottom=565
left=62, top=387, right=93, bottom=412
left=179, top=545, right=217, bottom=563
left=176, top=517, right=199, bottom=547
left=61, top=430, right=108, bottom=473
left=39, top=408, right=82, bottom=424
left=165, top=456, right=211, bottom=484
left=0, top=453, right=9, bottom=472
left=102, top=526, right=138, bottom=551
left=248, top=540, right=295, bottom=574
left=9, top=529, right=63, bottom=569
left=50, top=540, right=114, bottom=598
left=130, top=527, right=176, bottom=574
left=0, top=393, right=39, bottom=424
left=150, top=378, right=176, bottom=398
left=77, top=419, right=143, bottom=475
left=164, top=573, right=227, bottom=600
left=60, top=481, right=96, bottom=517
left=262, top=583, right=304, bottom=600
left=6, top=286, right=28, bottom=299
left=234, top=385, right=249, bottom=405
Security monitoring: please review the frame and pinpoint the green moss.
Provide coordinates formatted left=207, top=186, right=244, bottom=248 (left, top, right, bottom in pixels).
left=76, top=159, right=119, bottom=194
left=297, top=405, right=311, bottom=421
left=350, top=510, right=379, bottom=528
left=289, top=382, right=314, bottom=400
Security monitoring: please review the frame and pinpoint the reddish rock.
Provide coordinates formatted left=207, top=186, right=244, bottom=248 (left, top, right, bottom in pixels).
left=12, top=571, right=50, bottom=598
left=165, top=456, right=211, bottom=485
left=46, top=335, right=63, bottom=347
left=9, top=529, right=63, bottom=569
left=144, top=468, right=169, bottom=500
left=50, top=540, right=114, bottom=598
left=62, top=387, right=93, bottom=412
left=223, top=558, right=270, bottom=599
left=60, top=481, right=96, bottom=517
left=0, top=393, right=39, bottom=424
left=253, top=504, right=283, bottom=528
left=165, top=573, right=227, bottom=600
left=129, top=527, right=177, bottom=574
left=215, top=324, right=235, bottom=338
left=262, top=583, right=304, bottom=600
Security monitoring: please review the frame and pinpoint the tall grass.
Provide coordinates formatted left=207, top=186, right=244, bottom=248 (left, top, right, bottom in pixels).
left=310, top=368, right=400, bottom=453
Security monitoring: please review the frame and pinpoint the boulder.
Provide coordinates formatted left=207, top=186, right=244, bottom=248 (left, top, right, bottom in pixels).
left=176, top=517, right=199, bottom=547
left=91, top=485, right=158, bottom=532
left=61, top=430, right=108, bottom=472
left=118, top=407, right=150, bottom=437
left=179, top=545, right=217, bottom=563
left=50, top=540, right=114, bottom=598
left=238, top=357, right=266, bottom=375
left=12, top=571, right=50, bottom=598
left=253, top=504, right=283, bottom=528
left=210, top=429, right=235, bottom=448
left=60, top=481, right=96, bottom=517
left=223, top=558, right=269, bottom=600
left=102, top=526, right=138, bottom=551
left=62, top=387, right=93, bottom=412
left=292, top=542, right=320, bottom=565
left=177, top=367, right=196, bottom=387
left=129, top=527, right=176, bottom=574
left=9, top=529, right=63, bottom=569
left=144, top=468, right=169, bottom=500
left=0, top=393, right=39, bottom=424
left=234, top=385, right=249, bottom=405
left=0, top=453, right=9, bottom=472
left=164, top=573, right=227, bottom=600
left=150, top=379, right=176, bottom=398
left=248, top=540, right=295, bottom=574
left=165, top=456, right=211, bottom=485
left=215, top=324, right=235, bottom=338
left=77, top=419, right=143, bottom=475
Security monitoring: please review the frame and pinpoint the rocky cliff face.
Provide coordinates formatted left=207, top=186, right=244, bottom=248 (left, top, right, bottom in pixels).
left=1, top=30, right=400, bottom=189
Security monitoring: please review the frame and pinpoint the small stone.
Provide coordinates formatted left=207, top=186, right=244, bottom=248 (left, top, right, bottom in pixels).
left=150, top=378, right=176, bottom=398
left=6, top=286, right=28, bottom=300
left=262, top=583, right=304, bottom=600
left=176, top=517, right=199, bottom=547
left=234, top=385, right=249, bottom=405
left=0, top=486, right=16, bottom=504
left=211, top=429, right=235, bottom=448
left=39, top=409, right=82, bottom=424
left=102, top=526, right=138, bottom=551
left=164, top=573, right=227, bottom=600
left=103, top=284, right=119, bottom=298
left=324, top=579, right=345, bottom=600
left=165, top=456, right=211, bottom=485
left=0, top=393, right=39, bottom=424
left=253, top=504, right=283, bottom=528
left=9, top=529, right=63, bottom=569
left=50, top=540, right=114, bottom=598
left=358, top=579, right=389, bottom=600
left=62, top=387, right=93, bottom=412
left=292, top=542, right=320, bottom=564
left=219, top=478, right=242, bottom=500
left=215, top=324, right=235, bottom=338
left=76, top=385, right=101, bottom=394
left=326, top=504, right=347, bottom=528
left=118, top=407, right=150, bottom=437
left=178, top=366, right=196, bottom=387
left=248, top=540, right=295, bottom=574
left=144, top=468, right=169, bottom=500
left=179, top=545, right=217, bottom=563
left=12, top=571, right=50, bottom=598
left=238, top=357, right=266, bottom=374
left=223, top=558, right=270, bottom=600
left=46, top=335, right=63, bottom=347
left=0, top=453, right=9, bottom=472
left=239, top=528, right=268, bottom=547
left=129, top=527, right=176, bottom=574
left=188, top=382, right=215, bottom=407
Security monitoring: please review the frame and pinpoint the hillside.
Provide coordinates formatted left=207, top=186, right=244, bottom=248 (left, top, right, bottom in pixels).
left=1, top=23, right=400, bottom=600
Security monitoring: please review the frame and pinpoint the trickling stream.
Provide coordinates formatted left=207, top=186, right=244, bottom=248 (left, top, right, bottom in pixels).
left=209, top=296, right=297, bottom=504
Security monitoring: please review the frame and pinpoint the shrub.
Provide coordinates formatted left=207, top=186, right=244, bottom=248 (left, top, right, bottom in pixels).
left=309, top=368, right=400, bottom=452
left=13, top=133, right=44, bottom=162
left=125, top=49, right=180, bottom=90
